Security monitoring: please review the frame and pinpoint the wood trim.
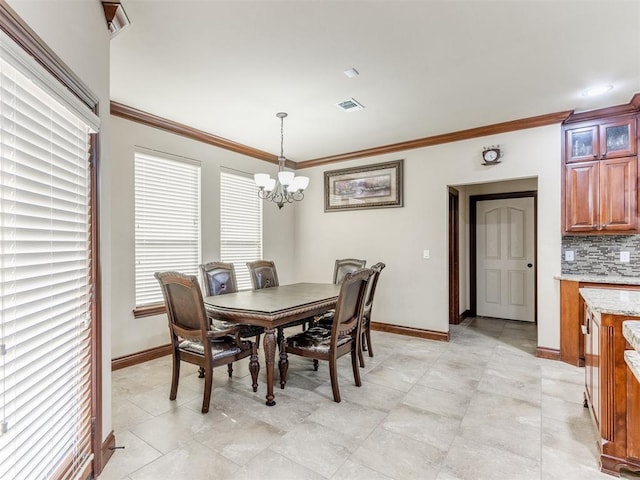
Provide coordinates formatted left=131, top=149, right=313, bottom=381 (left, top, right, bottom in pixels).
left=110, top=101, right=284, bottom=166
left=112, top=344, right=172, bottom=371
left=297, top=110, right=572, bottom=169
left=448, top=187, right=460, bottom=325
left=458, top=309, right=471, bottom=322
left=99, top=431, right=116, bottom=472
left=0, top=3, right=98, bottom=109
left=133, top=303, right=166, bottom=318
left=535, top=347, right=561, bottom=361
left=564, top=101, right=640, bottom=125
left=370, top=321, right=449, bottom=342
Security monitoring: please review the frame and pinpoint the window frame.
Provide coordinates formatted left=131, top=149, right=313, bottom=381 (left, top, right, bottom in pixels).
left=0, top=3, right=103, bottom=478
left=133, top=149, right=202, bottom=316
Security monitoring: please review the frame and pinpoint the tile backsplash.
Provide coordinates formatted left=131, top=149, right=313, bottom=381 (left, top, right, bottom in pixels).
left=561, top=235, right=640, bottom=277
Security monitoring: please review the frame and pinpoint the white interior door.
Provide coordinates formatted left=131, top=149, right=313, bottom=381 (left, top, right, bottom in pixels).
left=476, top=197, right=535, bottom=322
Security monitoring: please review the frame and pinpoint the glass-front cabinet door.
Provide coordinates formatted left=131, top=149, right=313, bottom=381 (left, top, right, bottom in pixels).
left=566, top=125, right=598, bottom=163
left=600, top=118, right=636, bottom=159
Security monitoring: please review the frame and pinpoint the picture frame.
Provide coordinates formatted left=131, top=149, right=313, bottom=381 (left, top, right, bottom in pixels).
left=324, top=159, right=403, bottom=212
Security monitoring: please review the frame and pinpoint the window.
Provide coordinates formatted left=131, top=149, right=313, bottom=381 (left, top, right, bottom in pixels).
left=220, top=169, right=263, bottom=290
left=134, top=150, right=201, bottom=307
left=0, top=32, right=98, bottom=480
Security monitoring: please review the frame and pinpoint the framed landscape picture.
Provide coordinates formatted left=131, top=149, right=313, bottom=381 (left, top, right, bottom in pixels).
left=324, top=159, right=403, bottom=212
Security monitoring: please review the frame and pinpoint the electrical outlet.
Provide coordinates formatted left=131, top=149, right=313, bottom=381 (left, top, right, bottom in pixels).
left=620, top=251, right=630, bottom=263
left=565, top=250, right=574, bottom=262
left=423, top=249, right=430, bottom=259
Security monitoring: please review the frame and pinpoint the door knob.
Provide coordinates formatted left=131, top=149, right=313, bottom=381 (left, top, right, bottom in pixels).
left=527, top=263, right=533, bottom=268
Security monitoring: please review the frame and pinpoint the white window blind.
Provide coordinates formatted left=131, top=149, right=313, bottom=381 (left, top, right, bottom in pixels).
left=134, top=151, right=201, bottom=306
left=0, top=52, right=96, bottom=480
left=220, top=170, right=263, bottom=290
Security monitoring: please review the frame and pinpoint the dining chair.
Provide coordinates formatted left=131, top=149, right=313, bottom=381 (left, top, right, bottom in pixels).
left=246, top=260, right=279, bottom=289
left=315, top=257, right=367, bottom=330
left=200, top=261, right=263, bottom=347
left=278, top=268, right=374, bottom=403
left=246, top=259, right=313, bottom=339
left=358, top=262, right=386, bottom=368
left=154, top=271, right=259, bottom=414
left=333, top=258, right=366, bottom=284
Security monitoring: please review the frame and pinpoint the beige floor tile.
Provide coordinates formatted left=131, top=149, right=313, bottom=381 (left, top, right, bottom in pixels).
left=102, top=317, right=635, bottom=480
left=97, top=430, right=162, bottom=480
left=437, top=436, right=540, bottom=480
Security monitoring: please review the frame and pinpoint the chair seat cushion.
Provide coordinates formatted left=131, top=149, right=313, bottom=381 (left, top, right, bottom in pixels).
left=286, top=326, right=350, bottom=353
left=315, top=311, right=334, bottom=328
left=179, top=336, right=243, bottom=359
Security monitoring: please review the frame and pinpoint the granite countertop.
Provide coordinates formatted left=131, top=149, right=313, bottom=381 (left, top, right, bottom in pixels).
left=579, top=288, right=640, bottom=317
left=556, top=274, right=640, bottom=286
left=624, top=350, right=640, bottom=384
left=624, top=321, right=640, bottom=351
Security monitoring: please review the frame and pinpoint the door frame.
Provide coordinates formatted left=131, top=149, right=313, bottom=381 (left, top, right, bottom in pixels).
left=448, top=187, right=460, bottom=324
left=469, top=190, right=538, bottom=321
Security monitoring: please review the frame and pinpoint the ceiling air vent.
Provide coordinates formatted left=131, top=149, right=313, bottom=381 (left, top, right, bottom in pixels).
left=336, top=98, right=365, bottom=112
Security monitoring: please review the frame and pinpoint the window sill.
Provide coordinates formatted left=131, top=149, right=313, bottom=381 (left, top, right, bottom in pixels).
left=133, top=304, right=166, bottom=318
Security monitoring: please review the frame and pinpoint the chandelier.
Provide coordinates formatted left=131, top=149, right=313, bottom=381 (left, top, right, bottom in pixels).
left=254, top=112, right=309, bottom=209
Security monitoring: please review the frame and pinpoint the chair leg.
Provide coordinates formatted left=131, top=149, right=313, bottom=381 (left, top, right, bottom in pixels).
left=202, top=365, right=213, bottom=414
left=249, top=344, right=260, bottom=393
left=313, top=359, right=319, bottom=371
left=358, top=341, right=365, bottom=368
left=255, top=334, right=261, bottom=349
left=170, top=353, right=180, bottom=401
left=351, top=346, right=362, bottom=388
left=227, top=363, right=233, bottom=378
left=329, top=358, right=341, bottom=403
left=277, top=327, right=284, bottom=350
left=198, top=367, right=205, bottom=378
left=278, top=339, right=288, bottom=389
left=365, top=325, right=374, bottom=358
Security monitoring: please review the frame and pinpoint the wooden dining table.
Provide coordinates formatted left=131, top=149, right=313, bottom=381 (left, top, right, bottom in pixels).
left=203, top=282, right=341, bottom=406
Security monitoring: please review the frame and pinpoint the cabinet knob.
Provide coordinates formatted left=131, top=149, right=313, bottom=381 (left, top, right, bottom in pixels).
left=602, top=223, right=607, bottom=229
left=593, top=154, right=598, bottom=158
left=593, top=224, right=598, bottom=229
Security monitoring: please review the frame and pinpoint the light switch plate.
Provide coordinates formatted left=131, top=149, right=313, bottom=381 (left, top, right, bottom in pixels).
left=423, top=249, right=430, bottom=259
left=620, top=251, right=630, bottom=263
left=565, top=250, right=574, bottom=262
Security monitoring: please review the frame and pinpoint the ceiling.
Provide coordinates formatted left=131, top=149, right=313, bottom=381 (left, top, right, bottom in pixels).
left=110, top=0, right=640, bottom=164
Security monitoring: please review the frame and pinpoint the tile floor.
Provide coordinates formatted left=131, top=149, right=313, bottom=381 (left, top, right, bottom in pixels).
left=100, top=317, right=640, bottom=480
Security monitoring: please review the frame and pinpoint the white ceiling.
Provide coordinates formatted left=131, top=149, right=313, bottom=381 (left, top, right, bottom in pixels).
left=110, top=0, right=640, bottom=163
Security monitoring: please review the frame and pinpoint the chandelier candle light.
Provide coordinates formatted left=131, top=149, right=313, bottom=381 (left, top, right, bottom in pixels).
left=254, top=112, right=309, bottom=209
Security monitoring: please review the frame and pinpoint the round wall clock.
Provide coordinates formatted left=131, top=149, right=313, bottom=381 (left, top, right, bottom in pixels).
left=482, top=147, right=501, bottom=165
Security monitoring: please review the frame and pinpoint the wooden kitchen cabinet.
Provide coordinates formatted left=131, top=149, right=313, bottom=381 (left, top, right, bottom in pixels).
left=564, top=157, right=637, bottom=233
left=562, top=111, right=639, bottom=235
left=565, top=116, right=637, bottom=163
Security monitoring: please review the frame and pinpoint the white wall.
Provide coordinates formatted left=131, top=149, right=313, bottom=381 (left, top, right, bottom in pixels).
left=109, top=116, right=296, bottom=358
left=294, top=125, right=562, bottom=350
left=6, top=0, right=113, bottom=445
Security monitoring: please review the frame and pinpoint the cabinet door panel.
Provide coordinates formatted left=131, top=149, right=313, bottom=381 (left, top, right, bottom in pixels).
left=599, top=157, right=637, bottom=232
left=565, top=162, right=599, bottom=232
left=600, top=118, right=637, bottom=159
left=566, top=126, right=599, bottom=163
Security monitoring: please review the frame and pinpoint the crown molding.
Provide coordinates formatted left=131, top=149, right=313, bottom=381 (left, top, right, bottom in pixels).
left=112, top=94, right=640, bottom=171
left=110, top=101, right=282, bottom=166
left=296, top=110, right=572, bottom=169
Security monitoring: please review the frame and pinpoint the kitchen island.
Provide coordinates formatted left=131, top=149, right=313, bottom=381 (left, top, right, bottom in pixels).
left=580, top=288, right=640, bottom=476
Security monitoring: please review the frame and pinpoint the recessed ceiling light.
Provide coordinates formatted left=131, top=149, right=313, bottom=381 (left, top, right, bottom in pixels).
left=344, top=68, right=359, bottom=78
left=581, top=84, right=613, bottom=97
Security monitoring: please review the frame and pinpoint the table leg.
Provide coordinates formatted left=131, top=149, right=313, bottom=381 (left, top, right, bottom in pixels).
left=263, top=327, right=277, bottom=406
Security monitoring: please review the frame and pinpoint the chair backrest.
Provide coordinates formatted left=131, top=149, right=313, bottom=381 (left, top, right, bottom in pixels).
left=331, top=268, right=373, bottom=340
left=155, top=271, right=208, bottom=340
left=246, top=260, right=279, bottom=289
left=200, top=261, right=238, bottom=296
left=333, top=258, right=366, bottom=284
left=363, top=262, right=386, bottom=320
